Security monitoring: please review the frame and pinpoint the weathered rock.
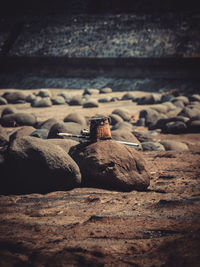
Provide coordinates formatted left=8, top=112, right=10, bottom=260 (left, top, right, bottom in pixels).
left=112, top=108, right=132, bottom=122
left=137, top=94, right=161, bottom=105
left=111, top=129, right=141, bottom=149
left=2, top=91, right=27, bottom=104
left=142, top=141, right=165, bottom=151
left=172, top=100, right=185, bottom=108
left=150, top=104, right=168, bottom=114
left=109, top=114, right=123, bottom=125
left=83, top=100, right=99, bottom=108
left=26, top=93, right=36, bottom=103
left=9, top=126, right=36, bottom=141
left=98, top=96, right=111, bottom=103
left=45, top=139, right=79, bottom=153
left=172, top=96, right=189, bottom=105
left=31, top=97, right=52, bottom=107
left=162, top=121, right=187, bottom=134
left=136, top=118, right=146, bottom=126
left=64, top=113, right=87, bottom=126
left=0, top=97, right=7, bottom=105
left=139, top=108, right=161, bottom=128
left=83, top=88, right=99, bottom=95
left=6, top=136, right=81, bottom=194
left=187, top=120, right=200, bottom=133
left=37, top=118, right=58, bottom=130
left=99, top=87, right=112, bottom=94
left=51, top=96, right=66, bottom=105
left=57, top=92, right=71, bottom=101
left=160, top=140, right=189, bottom=151
left=0, top=106, right=16, bottom=117
left=37, top=89, right=51, bottom=98
left=162, top=101, right=176, bottom=111
left=70, top=140, right=150, bottom=192
left=111, top=121, right=133, bottom=131
left=0, top=133, right=9, bottom=147
left=1, top=113, right=37, bottom=127
left=121, top=92, right=135, bottom=101
left=133, top=131, right=158, bottom=143
left=68, top=95, right=83, bottom=106
left=48, top=122, right=82, bottom=139
left=30, top=128, right=49, bottom=139
left=178, top=107, right=200, bottom=119
left=189, top=94, right=200, bottom=102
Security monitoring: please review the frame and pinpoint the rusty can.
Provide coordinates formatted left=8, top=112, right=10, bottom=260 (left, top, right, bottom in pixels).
left=89, top=116, right=112, bottom=142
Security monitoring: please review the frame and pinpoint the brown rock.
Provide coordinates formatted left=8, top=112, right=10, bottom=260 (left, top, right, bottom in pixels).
left=70, top=140, right=150, bottom=192
left=9, top=126, right=36, bottom=141
left=64, top=113, right=87, bottom=126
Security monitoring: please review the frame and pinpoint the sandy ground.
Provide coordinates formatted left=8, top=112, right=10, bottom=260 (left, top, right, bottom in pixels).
left=0, top=88, right=200, bottom=266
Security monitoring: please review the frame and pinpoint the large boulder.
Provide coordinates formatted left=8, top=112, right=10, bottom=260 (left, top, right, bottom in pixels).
left=68, top=95, right=83, bottom=106
left=139, top=108, right=162, bottom=128
left=99, top=87, right=112, bottom=94
left=142, top=141, right=165, bottom=151
left=30, top=128, right=49, bottom=139
left=45, top=139, right=79, bottom=153
left=1, top=106, right=16, bottom=117
left=31, top=97, right=52, bottom=107
left=109, top=114, right=123, bottom=125
left=121, top=92, right=135, bottom=101
left=83, top=100, right=99, bottom=108
left=70, top=140, right=150, bottom=192
left=2, top=91, right=27, bottom=104
left=1, top=113, right=37, bottom=127
left=51, top=96, right=66, bottom=105
left=178, top=107, right=200, bottom=119
left=37, top=89, right=52, bottom=98
left=64, top=113, right=87, bottom=126
left=37, top=118, right=58, bottom=130
left=5, top=136, right=81, bottom=194
left=162, top=121, right=187, bottom=134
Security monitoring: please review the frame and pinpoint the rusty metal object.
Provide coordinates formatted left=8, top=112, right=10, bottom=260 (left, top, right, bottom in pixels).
left=89, top=117, right=112, bottom=142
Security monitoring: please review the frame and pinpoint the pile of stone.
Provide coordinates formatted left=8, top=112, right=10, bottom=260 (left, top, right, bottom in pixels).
left=136, top=93, right=200, bottom=134
left=0, top=107, right=151, bottom=195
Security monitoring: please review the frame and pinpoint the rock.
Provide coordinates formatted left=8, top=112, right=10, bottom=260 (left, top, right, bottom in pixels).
left=133, top=131, right=158, bottom=143
left=111, top=121, right=133, bottom=131
left=83, top=88, right=99, bottom=95
left=161, top=94, right=174, bottom=102
left=172, top=100, right=185, bottom=108
left=26, top=93, right=36, bottom=103
left=111, top=129, right=141, bottom=149
left=162, top=121, right=187, bottom=134
left=64, top=113, right=87, bottom=126
left=0, top=133, right=9, bottom=147
left=154, top=117, right=188, bottom=131
left=178, top=107, right=200, bottom=119
left=31, top=97, right=52, bottom=107
left=142, top=141, right=165, bottom=151
left=137, top=94, right=161, bottom=105
left=121, top=93, right=135, bottom=101
left=98, top=97, right=111, bottom=103
left=0, top=106, right=16, bottom=117
left=187, top=120, right=200, bottom=133
left=112, top=108, right=132, bottom=122
left=37, top=89, right=51, bottom=98
left=68, top=95, right=83, bottom=106
left=171, top=96, right=189, bottom=105
left=83, top=100, right=99, bottom=108
left=45, top=139, right=79, bottom=153
left=2, top=91, right=27, bottom=104
left=57, top=92, right=70, bottom=101
left=30, top=128, right=49, bottom=139
left=0, top=97, right=7, bottom=105
left=139, top=108, right=161, bottom=128
left=9, top=126, right=36, bottom=141
left=37, top=118, right=58, bottom=130
left=150, top=104, right=168, bottom=114
left=70, top=140, right=150, bottom=192
left=109, top=114, right=123, bottom=125
left=162, top=101, right=176, bottom=111
left=48, top=122, right=82, bottom=139
left=1, top=113, right=37, bottom=127
left=136, top=118, right=145, bottom=126
left=6, top=136, right=81, bottom=194
left=160, top=140, right=189, bottom=151
left=189, top=94, right=200, bottom=102
left=51, top=96, right=66, bottom=105
left=99, top=87, right=112, bottom=94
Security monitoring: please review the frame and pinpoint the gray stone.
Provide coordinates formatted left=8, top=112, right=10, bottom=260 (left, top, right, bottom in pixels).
left=2, top=91, right=27, bottom=104
left=142, top=141, right=165, bottom=151
left=64, top=113, right=87, bottom=126
left=1, top=113, right=37, bottom=127
left=112, top=108, right=132, bottom=122
left=83, top=100, right=99, bottom=108
left=160, top=140, right=189, bottom=151
left=99, top=87, right=112, bottom=94
left=0, top=97, right=8, bottom=105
